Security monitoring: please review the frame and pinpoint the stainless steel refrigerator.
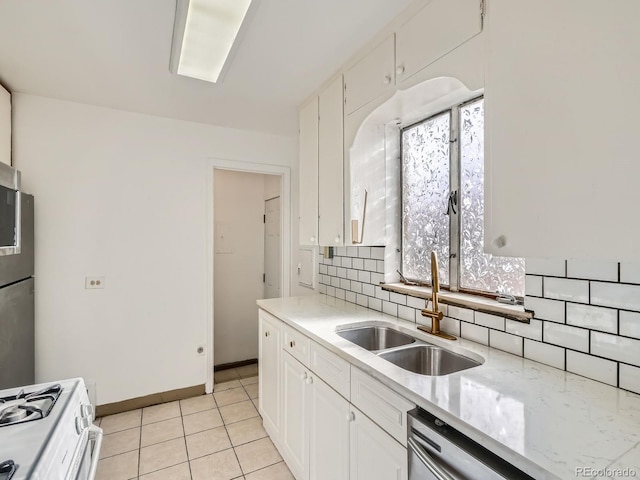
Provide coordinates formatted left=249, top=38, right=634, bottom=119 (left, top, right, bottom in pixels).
left=0, top=162, right=34, bottom=389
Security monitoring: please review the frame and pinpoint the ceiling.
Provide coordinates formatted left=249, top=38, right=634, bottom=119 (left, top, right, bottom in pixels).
left=0, top=0, right=414, bottom=136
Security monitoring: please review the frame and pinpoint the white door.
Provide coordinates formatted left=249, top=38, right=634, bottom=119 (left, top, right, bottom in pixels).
left=309, top=374, right=350, bottom=480
left=264, top=196, right=281, bottom=299
left=259, top=311, right=282, bottom=442
left=281, top=352, right=309, bottom=480
left=350, top=407, right=408, bottom=480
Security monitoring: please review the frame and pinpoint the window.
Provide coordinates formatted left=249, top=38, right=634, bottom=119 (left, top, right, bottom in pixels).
left=401, top=97, right=525, bottom=298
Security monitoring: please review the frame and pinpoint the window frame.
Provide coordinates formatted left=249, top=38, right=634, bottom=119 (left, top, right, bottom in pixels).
left=400, top=95, right=519, bottom=301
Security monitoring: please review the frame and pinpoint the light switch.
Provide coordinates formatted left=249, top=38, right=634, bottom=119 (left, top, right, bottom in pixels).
left=85, top=276, right=105, bottom=289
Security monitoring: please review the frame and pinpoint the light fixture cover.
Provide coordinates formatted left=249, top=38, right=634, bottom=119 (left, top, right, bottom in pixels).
left=176, top=0, right=253, bottom=83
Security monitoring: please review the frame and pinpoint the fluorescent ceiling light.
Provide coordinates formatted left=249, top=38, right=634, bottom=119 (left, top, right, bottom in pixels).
left=173, top=0, right=253, bottom=83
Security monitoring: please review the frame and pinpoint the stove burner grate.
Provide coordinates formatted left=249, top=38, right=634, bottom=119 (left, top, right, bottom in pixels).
left=0, top=384, right=62, bottom=427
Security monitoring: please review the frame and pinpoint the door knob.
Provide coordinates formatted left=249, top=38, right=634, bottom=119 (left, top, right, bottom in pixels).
left=396, top=65, right=405, bottom=75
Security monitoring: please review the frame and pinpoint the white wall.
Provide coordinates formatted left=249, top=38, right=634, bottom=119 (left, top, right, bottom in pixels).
left=214, top=170, right=277, bottom=366
left=12, top=94, right=303, bottom=405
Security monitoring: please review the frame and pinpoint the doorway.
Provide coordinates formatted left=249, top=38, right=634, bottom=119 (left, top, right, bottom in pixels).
left=207, top=161, right=290, bottom=393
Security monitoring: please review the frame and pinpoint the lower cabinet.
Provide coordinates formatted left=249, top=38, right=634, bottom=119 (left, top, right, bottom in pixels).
left=281, top=351, right=309, bottom=479
left=350, top=407, right=408, bottom=480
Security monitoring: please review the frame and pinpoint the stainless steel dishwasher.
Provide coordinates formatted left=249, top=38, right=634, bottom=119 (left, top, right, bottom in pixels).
left=408, top=408, right=535, bottom=480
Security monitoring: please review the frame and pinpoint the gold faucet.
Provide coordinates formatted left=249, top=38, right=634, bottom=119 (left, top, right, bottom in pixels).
left=417, top=251, right=457, bottom=341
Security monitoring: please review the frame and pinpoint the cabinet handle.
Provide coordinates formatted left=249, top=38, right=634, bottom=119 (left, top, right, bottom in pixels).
left=305, top=375, right=313, bottom=385
left=310, top=236, right=315, bottom=243
left=383, top=74, right=391, bottom=85
left=334, top=235, right=340, bottom=244
left=492, top=235, right=507, bottom=248
left=396, top=64, right=405, bottom=75
left=347, top=411, right=355, bottom=422
left=300, top=371, right=308, bottom=380
left=289, top=340, right=295, bottom=348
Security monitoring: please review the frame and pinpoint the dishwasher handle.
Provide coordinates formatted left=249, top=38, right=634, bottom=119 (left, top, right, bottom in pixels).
left=408, top=437, right=456, bottom=480
left=87, top=425, right=104, bottom=480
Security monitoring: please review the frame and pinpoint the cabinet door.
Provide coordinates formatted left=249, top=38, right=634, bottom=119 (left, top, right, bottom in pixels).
left=258, top=310, right=281, bottom=441
left=344, top=35, right=395, bottom=115
left=318, top=75, right=344, bottom=247
left=299, top=98, right=319, bottom=246
left=308, top=374, right=350, bottom=480
left=396, top=0, right=482, bottom=84
left=281, top=352, right=309, bottom=480
left=0, top=84, right=10, bottom=166
left=350, top=407, right=407, bottom=480
left=484, top=0, right=640, bottom=261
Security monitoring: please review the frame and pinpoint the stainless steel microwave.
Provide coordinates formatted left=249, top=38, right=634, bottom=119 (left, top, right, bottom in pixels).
left=0, top=162, right=21, bottom=256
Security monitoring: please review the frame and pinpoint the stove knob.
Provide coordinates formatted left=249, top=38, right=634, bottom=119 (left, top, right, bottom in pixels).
left=75, top=416, right=91, bottom=434
left=81, top=404, right=95, bottom=419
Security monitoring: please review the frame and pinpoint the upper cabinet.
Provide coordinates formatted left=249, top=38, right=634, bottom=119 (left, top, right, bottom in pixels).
left=395, top=0, right=483, bottom=85
left=484, top=0, right=640, bottom=261
left=318, top=76, right=345, bottom=247
left=299, top=98, right=319, bottom=246
left=344, top=35, right=395, bottom=116
left=0, top=84, right=10, bottom=166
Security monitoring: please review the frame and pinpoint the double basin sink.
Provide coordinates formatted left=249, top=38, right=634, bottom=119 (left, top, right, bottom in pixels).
left=336, top=325, right=481, bottom=376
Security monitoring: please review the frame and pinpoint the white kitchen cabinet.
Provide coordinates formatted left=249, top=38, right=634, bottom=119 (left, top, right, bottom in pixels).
left=350, top=406, right=408, bottom=480
left=395, top=0, right=482, bottom=85
left=0, top=84, right=10, bottom=166
left=282, top=351, right=309, bottom=479
left=318, top=75, right=344, bottom=247
left=299, top=98, right=319, bottom=246
left=258, top=310, right=282, bottom=442
left=344, top=35, right=395, bottom=115
left=484, top=0, right=640, bottom=261
left=308, top=371, right=350, bottom=480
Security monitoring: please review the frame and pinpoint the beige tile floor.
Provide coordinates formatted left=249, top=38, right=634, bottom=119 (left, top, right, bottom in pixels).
left=94, top=366, right=293, bottom=480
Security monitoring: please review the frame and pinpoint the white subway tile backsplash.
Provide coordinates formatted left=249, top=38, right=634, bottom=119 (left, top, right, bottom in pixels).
left=461, top=323, right=489, bottom=346
left=326, top=286, right=336, bottom=297
left=377, top=260, right=385, bottom=273
left=489, top=331, right=523, bottom=356
left=543, top=323, right=589, bottom=352
left=356, top=294, right=368, bottom=307
left=350, top=281, right=362, bottom=293
left=383, top=301, right=398, bottom=317
left=335, top=288, right=346, bottom=300
left=346, top=246, right=358, bottom=257
left=331, top=277, right=341, bottom=288
left=506, top=319, right=543, bottom=341
left=620, top=311, right=640, bottom=339
left=364, top=259, right=378, bottom=272
left=362, top=283, right=375, bottom=297
left=358, top=271, right=371, bottom=284
left=543, top=277, right=589, bottom=303
left=370, top=272, right=384, bottom=285
left=407, top=296, right=426, bottom=310
left=567, top=259, right=619, bottom=282
left=358, top=247, right=371, bottom=258
left=351, top=258, right=364, bottom=270
left=526, top=258, right=566, bottom=277
left=341, top=257, right=352, bottom=268
left=340, top=279, right=351, bottom=291
left=369, top=297, right=382, bottom=312
left=524, top=340, right=565, bottom=370
left=566, top=351, right=617, bottom=386
left=446, top=305, right=474, bottom=323
left=398, top=305, right=416, bottom=322
left=566, top=303, right=618, bottom=334
left=319, top=284, right=327, bottom=294
left=475, top=312, right=505, bottom=331
left=591, top=282, right=640, bottom=311
left=337, top=267, right=347, bottom=278
left=347, top=269, right=358, bottom=281
left=336, top=247, right=347, bottom=256
left=525, top=275, right=543, bottom=297
left=319, top=264, right=328, bottom=275
left=375, top=286, right=389, bottom=301
left=591, top=332, right=640, bottom=367
left=619, top=364, right=640, bottom=395
left=525, top=296, right=565, bottom=323
left=389, top=292, right=407, bottom=306
left=371, top=247, right=385, bottom=260
left=619, top=262, right=640, bottom=284
left=346, top=291, right=356, bottom=303
left=439, top=317, right=460, bottom=336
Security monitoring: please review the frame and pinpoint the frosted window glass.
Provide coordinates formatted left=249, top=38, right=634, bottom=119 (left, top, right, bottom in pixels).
left=401, top=112, right=450, bottom=284
left=459, top=99, right=525, bottom=296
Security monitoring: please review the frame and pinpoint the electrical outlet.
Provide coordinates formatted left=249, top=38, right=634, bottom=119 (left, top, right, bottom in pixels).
left=85, top=276, right=105, bottom=289
left=196, top=345, right=205, bottom=356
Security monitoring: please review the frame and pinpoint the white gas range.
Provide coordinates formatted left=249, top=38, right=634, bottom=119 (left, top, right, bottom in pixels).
left=0, top=378, right=103, bottom=480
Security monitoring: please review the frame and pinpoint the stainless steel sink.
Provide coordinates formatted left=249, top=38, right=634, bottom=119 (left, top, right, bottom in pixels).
left=336, top=326, right=416, bottom=351
left=378, top=345, right=481, bottom=376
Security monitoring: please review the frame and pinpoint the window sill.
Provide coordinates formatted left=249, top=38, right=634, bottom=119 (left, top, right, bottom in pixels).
left=381, top=283, right=533, bottom=323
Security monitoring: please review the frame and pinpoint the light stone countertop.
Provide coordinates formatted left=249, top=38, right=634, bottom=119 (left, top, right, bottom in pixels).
left=257, top=294, right=640, bottom=480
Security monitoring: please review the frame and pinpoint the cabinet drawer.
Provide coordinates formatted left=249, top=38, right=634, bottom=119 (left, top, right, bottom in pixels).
left=350, top=367, right=414, bottom=445
left=283, top=324, right=311, bottom=367
left=310, top=342, right=351, bottom=400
